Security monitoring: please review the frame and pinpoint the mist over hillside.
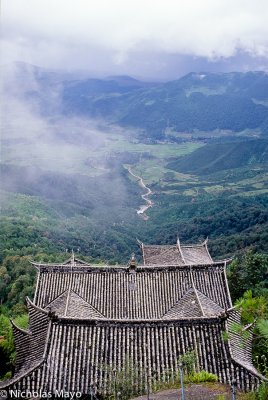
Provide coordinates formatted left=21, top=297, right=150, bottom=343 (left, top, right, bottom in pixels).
left=2, top=62, right=268, bottom=140
left=62, top=70, right=268, bottom=138
left=1, top=61, right=268, bottom=266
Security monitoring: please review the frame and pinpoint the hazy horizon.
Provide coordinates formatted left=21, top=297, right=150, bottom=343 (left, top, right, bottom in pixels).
left=2, top=0, right=268, bottom=81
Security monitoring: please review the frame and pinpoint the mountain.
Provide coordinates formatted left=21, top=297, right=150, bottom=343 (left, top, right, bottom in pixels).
left=61, top=71, right=268, bottom=138
left=167, top=139, right=268, bottom=175
left=61, top=75, right=156, bottom=115
left=4, top=62, right=268, bottom=139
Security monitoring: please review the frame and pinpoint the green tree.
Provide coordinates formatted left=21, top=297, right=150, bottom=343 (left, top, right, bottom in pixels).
left=228, top=251, right=268, bottom=300
left=0, top=313, right=28, bottom=380
left=0, top=314, right=15, bottom=378
left=234, top=290, right=268, bottom=376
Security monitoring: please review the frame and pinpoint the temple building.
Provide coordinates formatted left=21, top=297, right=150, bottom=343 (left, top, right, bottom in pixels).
left=0, top=239, right=265, bottom=397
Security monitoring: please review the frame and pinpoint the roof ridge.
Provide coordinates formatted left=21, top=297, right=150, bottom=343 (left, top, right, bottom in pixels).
left=177, top=238, right=186, bottom=264
left=162, top=287, right=203, bottom=319
left=143, top=244, right=177, bottom=248
left=57, top=314, right=225, bottom=323
left=32, top=262, right=128, bottom=269
left=181, top=243, right=206, bottom=248
left=46, top=289, right=69, bottom=307
left=190, top=268, right=205, bottom=317
left=195, top=288, right=225, bottom=312
left=64, top=287, right=71, bottom=317
left=62, top=255, right=89, bottom=265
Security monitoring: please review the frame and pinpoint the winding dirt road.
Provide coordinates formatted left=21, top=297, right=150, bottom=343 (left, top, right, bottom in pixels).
left=127, top=167, right=153, bottom=220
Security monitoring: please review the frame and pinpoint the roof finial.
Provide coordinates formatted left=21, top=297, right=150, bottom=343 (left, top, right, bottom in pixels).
left=129, top=253, right=137, bottom=270
left=136, top=238, right=143, bottom=246
left=71, top=249, right=75, bottom=266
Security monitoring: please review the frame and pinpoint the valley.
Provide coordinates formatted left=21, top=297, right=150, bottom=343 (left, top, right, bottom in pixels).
left=126, top=167, right=154, bottom=219
left=1, top=132, right=268, bottom=264
left=1, top=62, right=268, bottom=311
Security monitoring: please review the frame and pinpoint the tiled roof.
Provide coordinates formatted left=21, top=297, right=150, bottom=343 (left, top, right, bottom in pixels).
left=1, top=242, right=265, bottom=395
left=227, top=309, right=261, bottom=377
left=34, top=265, right=231, bottom=319
left=141, top=239, right=213, bottom=266
left=142, top=244, right=184, bottom=265
left=163, top=288, right=224, bottom=319
left=46, top=289, right=104, bottom=319
left=3, top=299, right=51, bottom=388
left=1, top=313, right=264, bottom=394
left=181, top=244, right=213, bottom=265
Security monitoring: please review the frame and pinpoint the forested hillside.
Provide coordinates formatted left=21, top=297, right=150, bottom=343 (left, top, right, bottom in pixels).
left=61, top=71, right=268, bottom=138
left=3, top=63, right=268, bottom=139
left=1, top=138, right=268, bottom=311
left=167, top=139, right=268, bottom=174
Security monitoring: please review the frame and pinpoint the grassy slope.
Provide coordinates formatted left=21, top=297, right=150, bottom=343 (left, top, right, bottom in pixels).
left=125, top=139, right=268, bottom=258
left=167, top=139, right=268, bottom=175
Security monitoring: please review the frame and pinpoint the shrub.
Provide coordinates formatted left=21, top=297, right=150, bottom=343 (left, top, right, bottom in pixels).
left=187, top=370, right=218, bottom=383
left=178, top=350, right=197, bottom=374
left=256, top=382, right=268, bottom=400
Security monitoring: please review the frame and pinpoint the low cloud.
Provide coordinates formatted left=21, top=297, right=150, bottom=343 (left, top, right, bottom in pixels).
left=0, top=62, right=137, bottom=223
left=2, top=0, right=268, bottom=78
left=1, top=63, right=108, bottom=172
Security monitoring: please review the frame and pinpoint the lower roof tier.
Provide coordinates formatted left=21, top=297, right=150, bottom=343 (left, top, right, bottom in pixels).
left=2, top=310, right=263, bottom=394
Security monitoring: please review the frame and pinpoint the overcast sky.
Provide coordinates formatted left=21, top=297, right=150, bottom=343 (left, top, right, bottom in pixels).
left=1, top=0, right=268, bottom=80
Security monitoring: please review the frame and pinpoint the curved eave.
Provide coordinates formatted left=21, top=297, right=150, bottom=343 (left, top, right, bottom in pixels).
left=218, top=257, right=234, bottom=264
left=231, top=358, right=267, bottom=381
left=26, top=296, right=49, bottom=315
left=10, top=319, right=31, bottom=336
left=0, top=359, right=45, bottom=389
left=227, top=305, right=240, bottom=313
left=0, top=308, right=53, bottom=390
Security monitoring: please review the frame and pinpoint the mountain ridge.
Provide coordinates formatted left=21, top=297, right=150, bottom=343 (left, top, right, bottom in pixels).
left=4, top=62, right=268, bottom=139
left=60, top=69, right=268, bottom=137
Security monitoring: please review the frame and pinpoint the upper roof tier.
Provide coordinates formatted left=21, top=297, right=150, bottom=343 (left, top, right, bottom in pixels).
left=140, top=239, right=213, bottom=266
left=31, top=239, right=218, bottom=270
